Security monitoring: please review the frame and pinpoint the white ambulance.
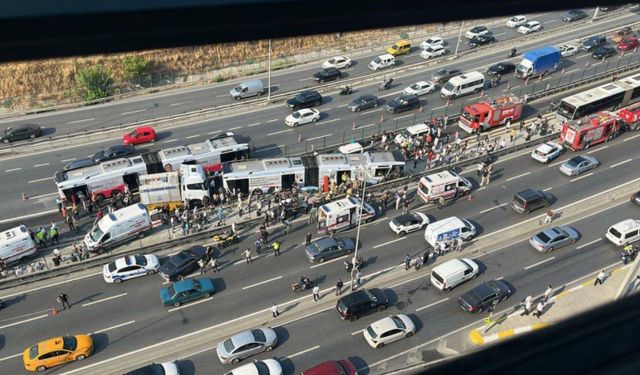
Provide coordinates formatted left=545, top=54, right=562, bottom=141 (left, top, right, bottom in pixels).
left=416, top=170, right=472, bottom=203
left=84, top=204, right=153, bottom=253
left=317, top=197, right=376, bottom=234
left=0, top=225, right=37, bottom=264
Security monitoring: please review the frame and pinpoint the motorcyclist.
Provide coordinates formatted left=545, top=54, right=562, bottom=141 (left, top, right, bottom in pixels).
left=509, top=48, right=517, bottom=58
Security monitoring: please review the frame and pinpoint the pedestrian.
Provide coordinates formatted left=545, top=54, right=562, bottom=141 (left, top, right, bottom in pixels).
left=402, top=199, right=410, bottom=214
left=594, top=270, right=606, bottom=286
left=437, top=196, right=445, bottom=209
left=231, top=222, right=237, bottom=235
left=271, top=303, right=279, bottom=318
left=422, top=250, right=430, bottom=265
left=404, top=254, right=411, bottom=270
left=521, top=296, right=533, bottom=316
left=255, top=238, right=262, bottom=254
left=312, top=285, right=320, bottom=302
left=414, top=255, right=423, bottom=270
left=272, top=240, right=281, bottom=256
left=205, top=245, right=214, bottom=259
left=544, top=209, right=554, bottom=224
left=532, top=301, right=545, bottom=318
left=261, top=228, right=269, bottom=244
left=57, top=293, right=71, bottom=310
left=56, top=197, right=62, bottom=213
left=284, top=219, right=292, bottom=235
left=0, top=258, right=6, bottom=279
left=82, top=245, right=90, bottom=260
left=336, top=278, right=343, bottom=296
left=198, top=258, right=207, bottom=274
left=65, top=215, right=74, bottom=232
left=52, top=248, right=62, bottom=266
left=72, top=215, right=80, bottom=234
left=244, top=248, right=252, bottom=264
left=355, top=270, right=362, bottom=288
left=543, top=285, right=553, bottom=302
left=49, top=226, right=60, bottom=245
left=395, top=194, right=402, bottom=210
left=632, top=275, right=640, bottom=291
left=305, top=232, right=312, bottom=246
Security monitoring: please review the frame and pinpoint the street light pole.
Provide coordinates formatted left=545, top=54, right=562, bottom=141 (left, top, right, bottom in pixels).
left=268, top=39, right=272, bottom=100
left=350, top=182, right=367, bottom=290
left=454, top=20, right=464, bottom=56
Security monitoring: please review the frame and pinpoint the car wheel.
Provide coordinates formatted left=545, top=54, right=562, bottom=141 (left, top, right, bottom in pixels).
left=378, top=305, right=387, bottom=312
left=571, top=238, right=577, bottom=244
left=75, top=354, right=86, bottom=361
left=399, top=231, right=407, bottom=236
left=312, top=117, right=317, bottom=123
left=547, top=247, right=554, bottom=253
left=265, top=346, right=273, bottom=352
left=114, top=278, right=122, bottom=284
left=318, top=257, right=325, bottom=263
left=406, top=331, right=414, bottom=338
left=293, top=122, right=298, bottom=127
left=204, top=292, right=212, bottom=298
left=231, top=358, right=240, bottom=364
left=146, top=270, right=155, bottom=275
left=350, top=315, right=357, bottom=321
left=356, top=107, right=361, bottom=112
left=2, top=139, right=8, bottom=143
left=173, top=301, right=181, bottom=307
left=36, top=366, right=47, bottom=372
left=178, top=275, right=184, bottom=281
left=374, top=102, right=379, bottom=107
left=376, top=343, right=385, bottom=349
left=365, top=217, right=373, bottom=223
left=315, top=101, right=321, bottom=106
left=30, top=134, right=36, bottom=139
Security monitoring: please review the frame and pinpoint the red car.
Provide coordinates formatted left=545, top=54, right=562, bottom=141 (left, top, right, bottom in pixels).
left=122, top=126, right=155, bottom=145
left=301, top=359, right=357, bottom=375
left=618, top=36, right=639, bottom=51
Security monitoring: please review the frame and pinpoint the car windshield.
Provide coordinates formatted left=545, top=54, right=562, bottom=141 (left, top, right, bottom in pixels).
left=251, top=329, right=266, bottom=342
left=461, top=111, right=478, bottom=123
left=128, top=130, right=138, bottom=137
left=391, top=44, right=399, bottom=49
left=292, top=112, right=301, bottom=119
left=89, top=225, right=104, bottom=242
left=62, top=336, right=78, bottom=351
left=107, top=262, right=117, bottom=273
left=509, top=17, right=519, bottom=22
left=335, top=238, right=345, bottom=247
left=410, top=83, right=420, bottom=90
left=366, top=325, right=378, bottom=339
left=223, top=338, right=235, bottom=353
left=166, top=285, right=176, bottom=297
left=328, top=58, right=337, bottom=64
left=443, top=82, right=455, bottom=91
left=255, top=362, right=270, bottom=375
left=435, top=69, right=446, bottom=75
left=233, top=85, right=243, bottom=92
left=567, top=157, right=586, bottom=167
left=374, top=57, right=382, bottom=64
left=536, top=232, right=551, bottom=243
left=391, top=315, right=406, bottom=329
left=426, top=47, right=436, bottom=52
left=135, top=255, right=148, bottom=266
left=29, top=345, right=38, bottom=360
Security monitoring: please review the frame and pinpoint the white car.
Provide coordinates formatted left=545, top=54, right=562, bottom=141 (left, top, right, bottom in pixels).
left=465, top=25, right=489, bottom=39
left=102, top=254, right=160, bottom=283
left=224, top=359, right=283, bottom=375
left=531, top=141, right=563, bottom=163
left=363, top=314, right=416, bottom=348
left=518, top=21, right=542, bottom=34
left=420, top=44, right=447, bottom=59
left=285, top=108, right=320, bottom=127
left=420, top=36, right=444, bottom=50
left=322, top=56, right=352, bottom=69
left=556, top=44, right=579, bottom=57
left=506, top=15, right=527, bottom=28
left=389, top=212, right=430, bottom=235
left=403, top=81, right=436, bottom=96
left=129, top=362, right=180, bottom=375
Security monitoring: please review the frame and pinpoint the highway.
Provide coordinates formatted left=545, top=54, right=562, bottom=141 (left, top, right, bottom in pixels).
left=0, top=127, right=638, bottom=373
left=2, top=7, right=640, bottom=223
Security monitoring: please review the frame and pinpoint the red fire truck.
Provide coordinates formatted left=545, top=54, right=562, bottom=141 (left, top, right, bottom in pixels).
left=559, top=111, right=622, bottom=151
left=458, top=94, right=525, bottom=133
left=617, top=105, right=640, bottom=131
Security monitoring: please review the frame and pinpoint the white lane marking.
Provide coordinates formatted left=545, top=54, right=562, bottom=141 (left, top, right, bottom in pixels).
left=299, top=77, right=313, bottom=82
left=479, top=202, right=507, bottom=214
left=0, top=208, right=57, bottom=224
left=576, top=237, right=602, bottom=250
left=307, top=134, right=332, bottom=141
left=543, top=19, right=557, bottom=23
left=395, top=113, right=415, bottom=120
left=66, top=118, right=95, bottom=124
left=493, top=32, right=507, bottom=37
left=505, top=171, right=531, bottom=182
left=266, top=118, right=279, bottom=123
left=241, top=275, right=283, bottom=290
left=587, top=145, right=608, bottom=153
left=267, top=129, right=294, bottom=136
left=167, top=297, right=214, bottom=312
left=565, top=68, right=580, bottom=74
left=60, top=158, right=76, bottom=163
left=82, top=293, right=128, bottom=307
left=524, top=256, right=556, bottom=270
left=373, top=237, right=406, bottom=249
left=287, top=345, right=320, bottom=359
left=351, top=329, right=363, bottom=336
left=338, top=104, right=347, bottom=108
left=416, top=297, right=450, bottom=312
left=496, top=276, right=505, bottom=280
left=0, top=314, right=48, bottom=330
left=320, top=118, right=341, bottom=125
left=92, top=320, right=136, bottom=334
left=207, top=130, right=220, bottom=135
left=0, top=353, right=22, bottom=363
left=610, top=158, right=632, bottom=168
left=33, top=163, right=49, bottom=168
left=215, top=94, right=228, bottom=98
left=624, top=133, right=640, bottom=142
left=28, top=177, right=52, bottom=183
left=309, top=254, right=349, bottom=269
left=121, top=109, right=147, bottom=115
left=360, top=123, right=376, bottom=129
left=476, top=186, right=486, bottom=191
left=543, top=186, right=553, bottom=191
left=176, top=345, right=213, bottom=360
left=257, top=145, right=285, bottom=153
left=323, top=107, right=333, bottom=111
left=275, top=306, right=334, bottom=328
left=169, top=101, right=192, bottom=107
left=247, top=122, right=261, bottom=127
left=570, top=172, right=593, bottom=182
left=185, top=135, right=200, bottom=139
left=575, top=54, right=590, bottom=59
left=5, top=168, right=22, bottom=172
left=163, top=139, right=178, bottom=143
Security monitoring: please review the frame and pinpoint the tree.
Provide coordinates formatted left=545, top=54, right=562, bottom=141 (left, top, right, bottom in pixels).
left=75, top=65, right=113, bottom=101
left=122, top=56, right=151, bottom=84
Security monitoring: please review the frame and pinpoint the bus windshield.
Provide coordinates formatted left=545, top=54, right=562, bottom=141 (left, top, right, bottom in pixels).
left=557, top=100, right=576, bottom=120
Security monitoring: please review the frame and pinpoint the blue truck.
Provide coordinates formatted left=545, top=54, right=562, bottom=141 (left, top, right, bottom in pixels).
left=515, top=46, right=561, bottom=79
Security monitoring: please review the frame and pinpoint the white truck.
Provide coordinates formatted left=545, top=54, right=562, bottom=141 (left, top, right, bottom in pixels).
left=138, top=164, right=210, bottom=210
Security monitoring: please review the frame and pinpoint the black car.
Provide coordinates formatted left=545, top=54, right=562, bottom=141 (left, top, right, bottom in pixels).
left=487, top=62, right=515, bottom=77
left=458, top=280, right=511, bottom=313
left=159, top=245, right=207, bottom=281
left=1, top=123, right=43, bottom=143
left=348, top=94, right=379, bottom=112
left=385, top=94, right=420, bottom=114
left=511, top=188, right=550, bottom=214
left=581, top=35, right=606, bottom=51
left=63, top=157, right=96, bottom=171
left=562, top=9, right=587, bottom=22
left=286, top=90, right=323, bottom=110
left=468, top=34, right=495, bottom=48
left=336, top=288, right=389, bottom=321
left=592, top=46, right=616, bottom=59
left=631, top=191, right=640, bottom=206
left=313, top=67, right=341, bottom=83
left=431, top=68, right=463, bottom=84
left=93, top=144, right=137, bottom=163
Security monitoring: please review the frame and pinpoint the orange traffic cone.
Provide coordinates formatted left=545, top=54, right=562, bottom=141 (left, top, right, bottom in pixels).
left=51, top=307, right=59, bottom=316
left=467, top=194, right=473, bottom=202
left=352, top=121, right=357, bottom=130
left=21, top=192, right=28, bottom=200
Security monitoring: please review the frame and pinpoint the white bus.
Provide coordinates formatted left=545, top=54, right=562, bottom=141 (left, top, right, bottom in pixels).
left=440, top=71, right=485, bottom=99
left=557, top=73, right=640, bottom=121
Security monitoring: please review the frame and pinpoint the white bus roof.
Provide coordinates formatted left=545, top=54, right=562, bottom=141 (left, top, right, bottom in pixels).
left=448, top=71, right=484, bottom=85
left=562, top=83, right=626, bottom=107
left=207, top=135, right=243, bottom=149
left=225, top=157, right=304, bottom=178
left=0, top=225, right=30, bottom=244
left=60, top=156, right=144, bottom=187
left=316, top=154, right=349, bottom=167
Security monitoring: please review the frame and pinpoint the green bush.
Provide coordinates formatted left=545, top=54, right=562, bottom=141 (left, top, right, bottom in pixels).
left=399, top=32, right=409, bottom=40
left=2, top=98, right=13, bottom=109
left=75, top=65, right=113, bottom=101
left=122, top=56, right=151, bottom=84
left=213, top=76, right=225, bottom=82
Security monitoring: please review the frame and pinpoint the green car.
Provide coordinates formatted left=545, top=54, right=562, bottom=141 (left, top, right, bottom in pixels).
left=160, top=277, right=215, bottom=307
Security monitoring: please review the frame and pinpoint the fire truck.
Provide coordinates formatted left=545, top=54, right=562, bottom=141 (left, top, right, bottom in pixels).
left=617, top=105, right=640, bottom=131
left=559, top=111, right=622, bottom=151
left=458, top=94, right=524, bottom=133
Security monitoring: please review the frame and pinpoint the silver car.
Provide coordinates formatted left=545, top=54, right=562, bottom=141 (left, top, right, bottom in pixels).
left=217, top=328, right=278, bottom=364
left=529, top=226, right=579, bottom=252
left=559, top=155, right=599, bottom=176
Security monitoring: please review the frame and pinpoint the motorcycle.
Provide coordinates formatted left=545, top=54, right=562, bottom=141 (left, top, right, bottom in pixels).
left=211, top=231, right=238, bottom=248
left=508, top=48, right=517, bottom=58
left=291, top=277, right=314, bottom=292
left=344, top=256, right=364, bottom=273
left=339, top=85, right=353, bottom=95
left=379, top=78, right=393, bottom=91
left=621, top=245, right=638, bottom=264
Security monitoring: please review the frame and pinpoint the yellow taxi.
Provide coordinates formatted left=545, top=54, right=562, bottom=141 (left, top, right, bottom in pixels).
left=387, top=40, right=411, bottom=56
left=23, top=335, right=93, bottom=372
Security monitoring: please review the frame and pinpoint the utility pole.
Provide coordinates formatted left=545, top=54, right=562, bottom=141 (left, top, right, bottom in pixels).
left=454, top=20, right=465, bottom=56
left=350, top=183, right=367, bottom=291
left=268, top=39, right=272, bottom=100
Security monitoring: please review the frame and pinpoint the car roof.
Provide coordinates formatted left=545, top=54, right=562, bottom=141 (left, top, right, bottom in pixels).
left=38, top=337, right=66, bottom=352
left=172, top=278, right=196, bottom=293
left=314, top=237, right=338, bottom=248
left=395, top=213, right=419, bottom=223
left=517, top=188, right=542, bottom=199
left=230, top=329, right=259, bottom=346
left=9, top=123, right=40, bottom=131
left=113, top=255, right=142, bottom=270
left=369, top=316, right=400, bottom=334
left=339, top=289, right=376, bottom=305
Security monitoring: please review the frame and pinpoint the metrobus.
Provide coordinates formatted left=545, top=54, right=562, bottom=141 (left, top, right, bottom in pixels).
left=556, top=73, right=640, bottom=121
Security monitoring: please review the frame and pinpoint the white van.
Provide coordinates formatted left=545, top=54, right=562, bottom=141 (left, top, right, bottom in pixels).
left=424, top=216, right=476, bottom=248
left=369, top=54, right=396, bottom=71
left=606, top=219, right=640, bottom=246
left=394, top=124, right=430, bottom=145
left=416, top=170, right=472, bottom=204
left=229, top=79, right=265, bottom=100
left=338, top=142, right=364, bottom=154
left=440, top=71, right=485, bottom=99
left=84, top=204, right=153, bottom=253
left=430, top=258, right=479, bottom=291
left=0, top=225, right=37, bottom=264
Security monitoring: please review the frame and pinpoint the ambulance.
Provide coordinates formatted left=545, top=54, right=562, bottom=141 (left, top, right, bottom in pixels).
left=317, top=197, right=376, bottom=234
left=0, top=225, right=37, bottom=264
left=416, top=170, right=472, bottom=203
